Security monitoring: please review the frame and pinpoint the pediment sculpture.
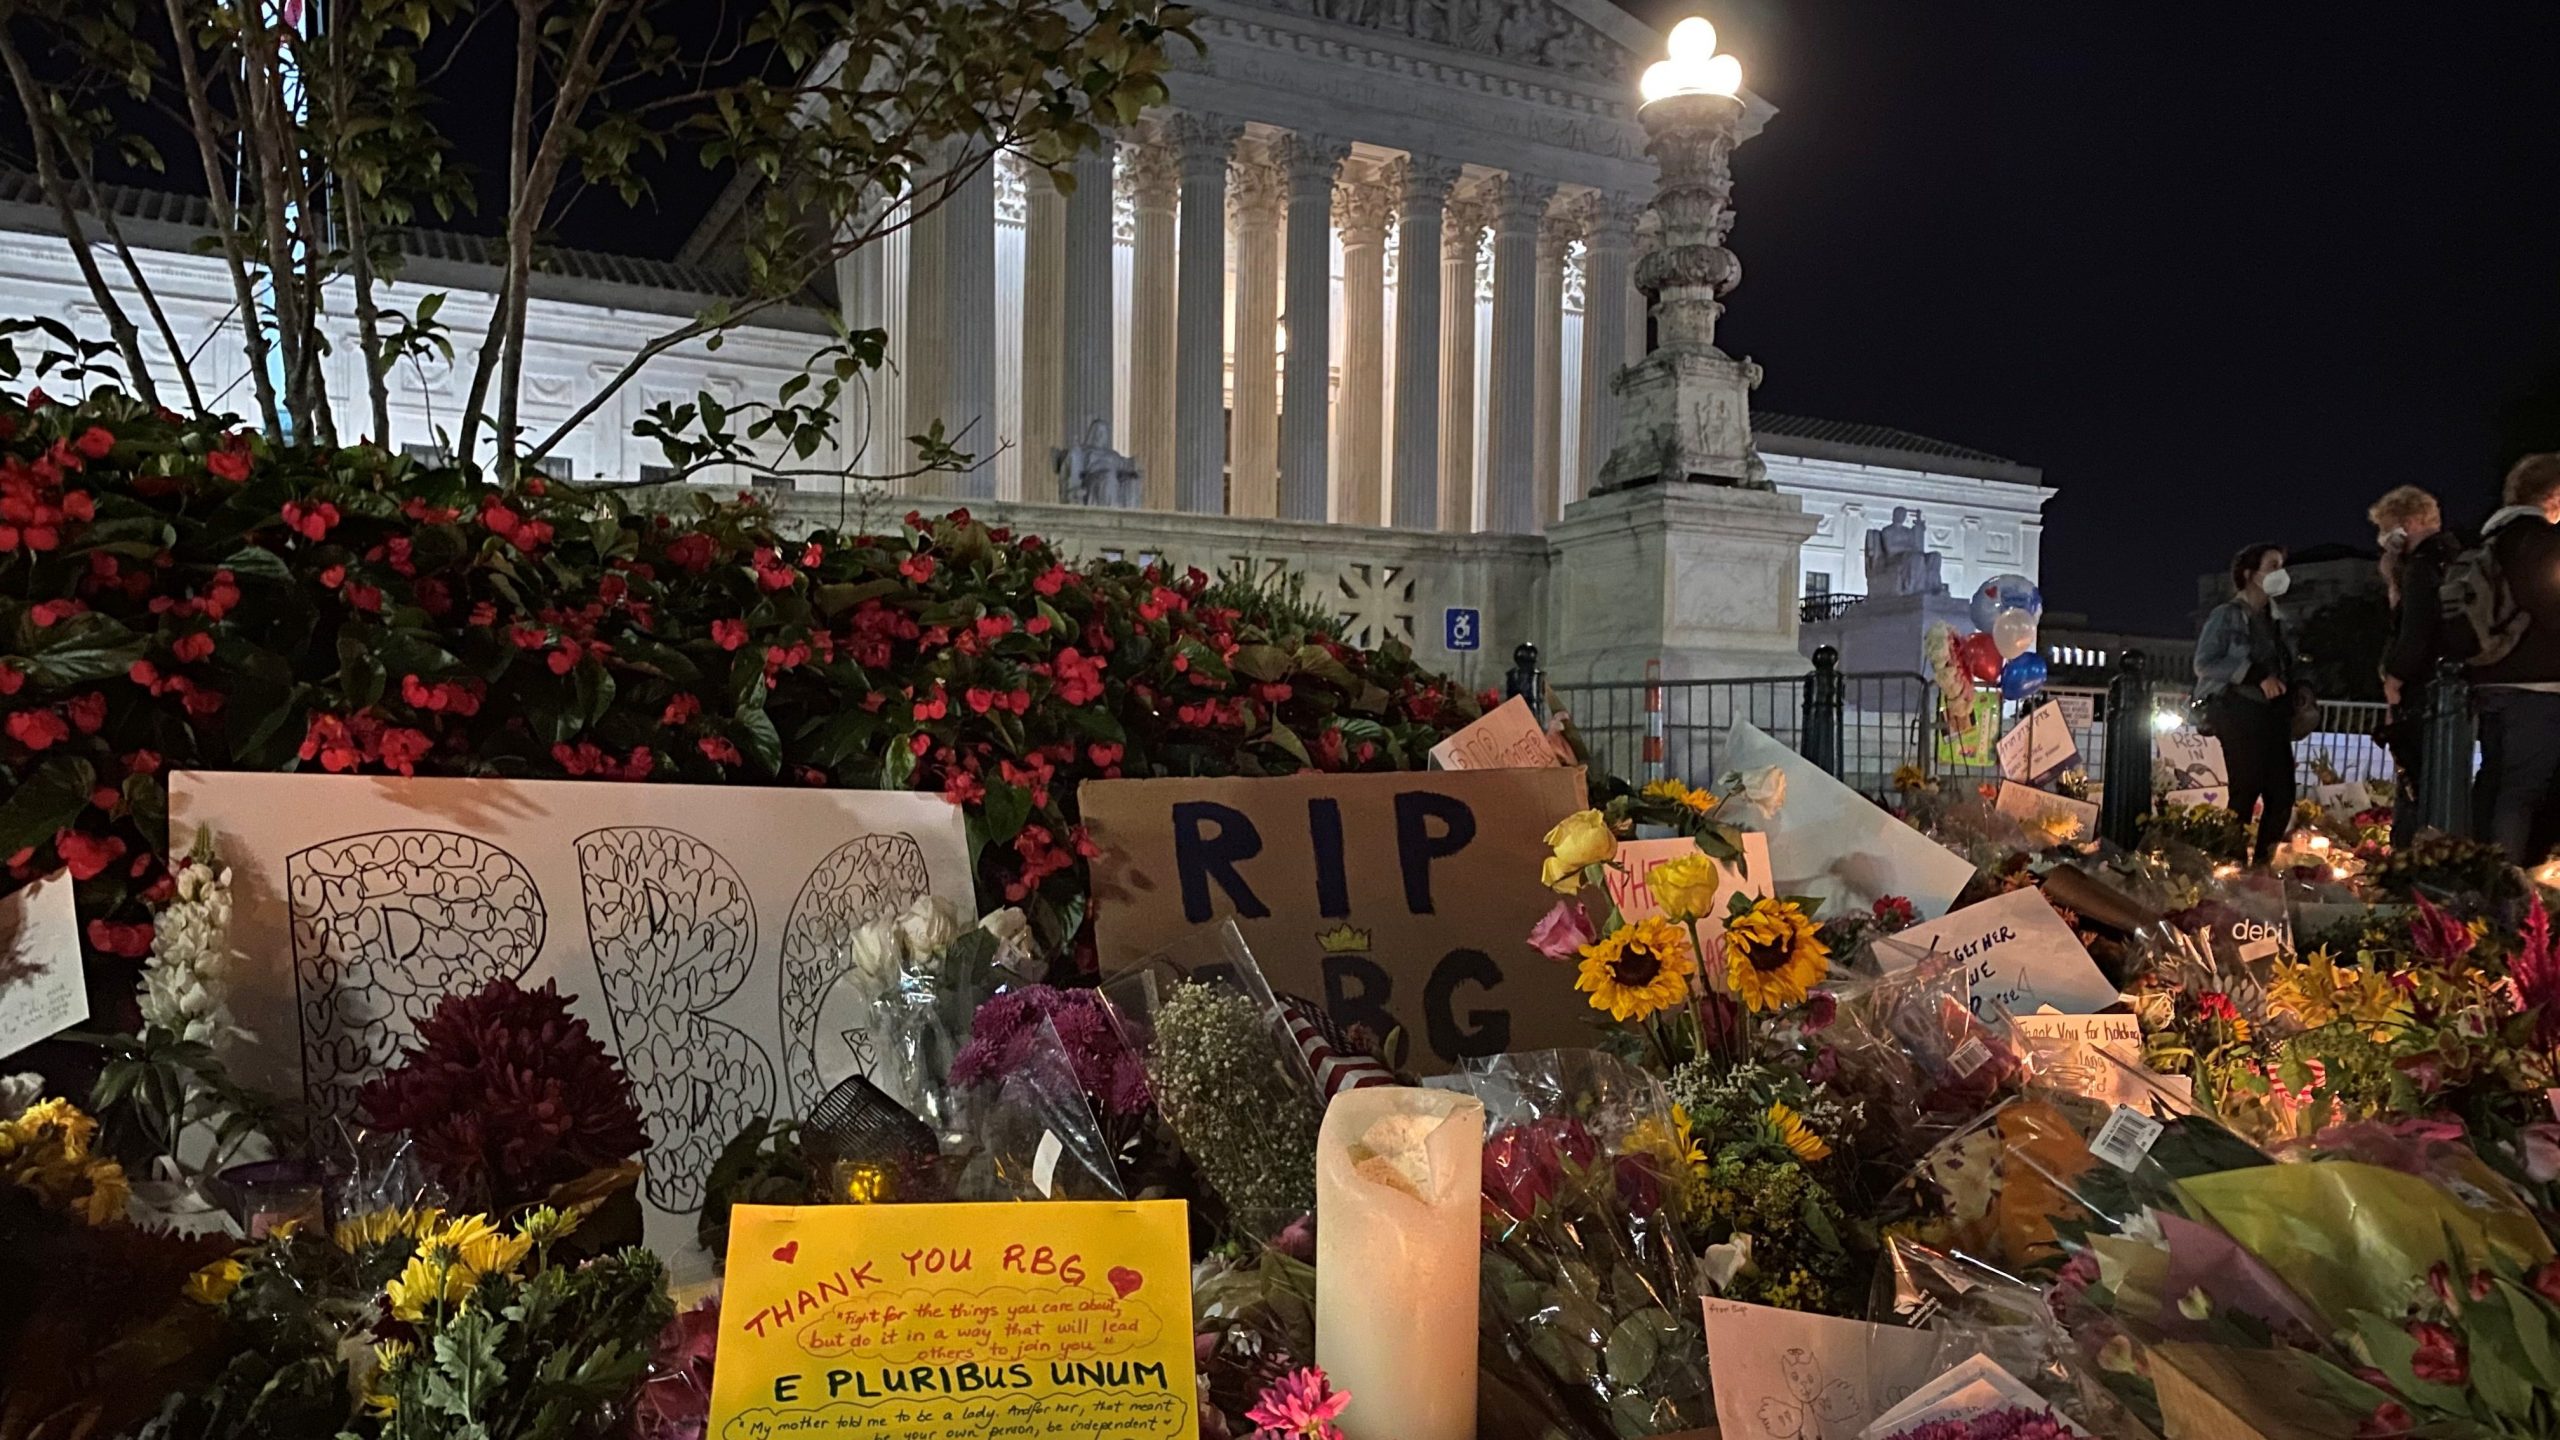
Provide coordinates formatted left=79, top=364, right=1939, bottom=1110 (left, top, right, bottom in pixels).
left=1250, top=0, right=1633, bottom=83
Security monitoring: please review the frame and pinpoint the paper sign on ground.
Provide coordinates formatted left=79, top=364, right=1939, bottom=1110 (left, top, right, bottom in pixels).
left=1728, top=721, right=1975, bottom=920
left=170, top=773, right=974, bottom=1275
left=1996, top=705, right=2077, bottom=783
left=1703, top=1298, right=1942, bottom=1440
left=2163, top=785, right=2229, bottom=810
left=1430, top=695, right=1563, bottom=771
left=1880, top=888, right=2119, bottom=1019
left=709, top=1200, right=1196, bottom=1440
left=2310, top=781, right=2371, bottom=815
left=2155, top=728, right=2229, bottom=791
left=1994, top=782, right=2099, bottom=841
left=1080, top=768, right=1586, bottom=1067
left=2008, top=1013, right=2193, bottom=1112
left=1599, top=833, right=1773, bottom=943
left=0, top=871, right=88, bottom=1059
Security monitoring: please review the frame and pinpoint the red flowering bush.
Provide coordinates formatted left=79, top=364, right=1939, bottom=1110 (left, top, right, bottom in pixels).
left=0, top=381, right=1481, bottom=996
left=358, top=978, right=649, bottom=1210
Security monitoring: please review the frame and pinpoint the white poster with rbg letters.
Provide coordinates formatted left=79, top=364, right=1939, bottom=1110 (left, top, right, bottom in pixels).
left=171, top=772, right=973, bottom=1269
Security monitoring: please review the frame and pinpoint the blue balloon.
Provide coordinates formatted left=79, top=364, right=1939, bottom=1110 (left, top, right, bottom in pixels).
left=1999, top=650, right=2049, bottom=702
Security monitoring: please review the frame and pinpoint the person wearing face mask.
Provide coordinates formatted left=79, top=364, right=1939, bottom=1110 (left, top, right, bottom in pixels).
left=2369, top=486, right=2463, bottom=849
left=2194, top=543, right=2299, bottom=866
left=2467, top=454, right=2560, bottom=863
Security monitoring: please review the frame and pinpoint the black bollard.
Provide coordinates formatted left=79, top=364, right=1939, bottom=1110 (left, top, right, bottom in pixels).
left=2416, top=656, right=2473, bottom=838
left=1504, top=642, right=1544, bottom=723
left=2099, top=649, right=2150, bottom=850
left=1802, top=645, right=1845, bottom=777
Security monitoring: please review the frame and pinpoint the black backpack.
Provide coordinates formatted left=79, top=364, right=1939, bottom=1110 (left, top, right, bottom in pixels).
left=2439, top=533, right=2530, bottom=667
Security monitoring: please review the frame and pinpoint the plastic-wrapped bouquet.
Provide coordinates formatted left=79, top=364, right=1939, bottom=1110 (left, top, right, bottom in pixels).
left=845, top=898, right=1030, bottom=1133
left=1452, top=1050, right=1712, bottom=1438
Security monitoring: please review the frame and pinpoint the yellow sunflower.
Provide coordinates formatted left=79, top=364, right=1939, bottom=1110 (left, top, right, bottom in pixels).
left=334, top=1206, right=446, bottom=1254
left=1575, top=916, right=1696, bottom=1022
left=1766, top=1102, right=1831, bottom=1163
left=1643, top=778, right=1722, bottom=819
left=1722, top=897, right=1830, bottom=1012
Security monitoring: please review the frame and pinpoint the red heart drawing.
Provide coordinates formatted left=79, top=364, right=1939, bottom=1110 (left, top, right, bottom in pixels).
left=772, top=1240, right=800, bottom=1264
left=1107, top=1266, right=1143, bottom=1298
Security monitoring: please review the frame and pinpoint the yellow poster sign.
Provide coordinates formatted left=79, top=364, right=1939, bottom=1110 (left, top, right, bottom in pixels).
left=707, top=1200, right=1197, bottom=1440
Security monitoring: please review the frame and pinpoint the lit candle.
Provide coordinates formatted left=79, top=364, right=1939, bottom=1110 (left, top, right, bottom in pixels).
left=1315, top=1086, right=1485, bottom=1440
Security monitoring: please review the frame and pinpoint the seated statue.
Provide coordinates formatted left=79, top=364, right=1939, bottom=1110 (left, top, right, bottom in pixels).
left=1054, top=418, right=1143, bottom=508
left=1862, top=506, right=1944, bottom=598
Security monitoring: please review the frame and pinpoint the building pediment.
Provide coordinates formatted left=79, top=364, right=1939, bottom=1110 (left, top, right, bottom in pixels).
left=1236, top=0, right=1650, bottom=84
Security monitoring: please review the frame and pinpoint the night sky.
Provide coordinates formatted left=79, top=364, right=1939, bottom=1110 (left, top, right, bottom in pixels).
left=1624, top=0, right=2560, bottom=633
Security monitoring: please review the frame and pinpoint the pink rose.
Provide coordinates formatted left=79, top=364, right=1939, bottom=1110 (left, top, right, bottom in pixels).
left=1526, top=899, right=1596, bottom=962
left=2520, top=1123, right=2560, bottom=1184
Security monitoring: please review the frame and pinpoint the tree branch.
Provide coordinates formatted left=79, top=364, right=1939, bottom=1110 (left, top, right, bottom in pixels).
left=161, top=0, right=284, bottom=438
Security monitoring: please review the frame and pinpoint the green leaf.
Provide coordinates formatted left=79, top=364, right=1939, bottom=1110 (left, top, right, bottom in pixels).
left=1261, top=725, right=1311, bottom=770
left=215, top=546, right=296, bottom=583
left=734, top=707, right=781, bottom=775
left=979, top=779, right=1032, bottom=844
left=1230, top=643, right=1292, bottom=684
left=0, top=758, right=96, bottom=857
left=2497, top=1279, right=2560, bottom=1391
left=12, top=611, right=146, bottom=689
left=1603, top=1310, right=1664, bottom=1385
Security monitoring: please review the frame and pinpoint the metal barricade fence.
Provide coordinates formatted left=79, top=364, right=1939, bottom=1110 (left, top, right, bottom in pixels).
left=1550, top=666, right=1934, bottom=800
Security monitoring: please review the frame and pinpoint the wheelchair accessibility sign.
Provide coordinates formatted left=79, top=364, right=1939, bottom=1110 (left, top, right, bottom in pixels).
left=1444, top=607, right=1481, bottom=651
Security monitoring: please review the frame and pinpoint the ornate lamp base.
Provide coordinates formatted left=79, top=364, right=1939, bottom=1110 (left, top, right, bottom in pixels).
left=1594, top=344, right=1766, bottom=492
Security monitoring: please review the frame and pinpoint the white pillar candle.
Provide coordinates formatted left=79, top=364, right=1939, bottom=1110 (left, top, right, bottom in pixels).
left=1315, top=1086, right=1485, bottom=1440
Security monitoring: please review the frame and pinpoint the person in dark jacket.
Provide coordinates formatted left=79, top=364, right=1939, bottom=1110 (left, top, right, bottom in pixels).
left=2194, top=543, right=2298, bottom=867
left=2370, top=485, right=2463, bottom=848
left=2471, top=454, right=2560, bottom=864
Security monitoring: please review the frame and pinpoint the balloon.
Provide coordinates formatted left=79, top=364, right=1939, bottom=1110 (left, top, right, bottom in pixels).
left=1991, top=607, right=2039, bottom=661
left=1969, top=573, right=2042, bottom=632
left=1959, top=631, right=2004, bottom=683
left=1999, top=651, right=2049, bottom=702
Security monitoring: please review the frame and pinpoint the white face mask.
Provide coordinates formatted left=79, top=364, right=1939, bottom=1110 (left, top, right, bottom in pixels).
left=2380, top=528, right=2409, bottom=553
left=2260, top=567, right=2292, bottom=598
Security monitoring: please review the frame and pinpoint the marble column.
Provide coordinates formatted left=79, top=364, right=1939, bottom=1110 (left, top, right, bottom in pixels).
left=1574, top=191, right=1640, bottom=507
left=1060, top=144, right=1117, bottom=475
left=1332, top=165, right=1392, bottom=527
left=834, top=214, right=885, bottom=484
left=1020, top=164, right=1066, bottom=498
left=1171, top=114, right=1242, bottom=514
left=1532, top=204, right=1574, bottom=529
left=1125, top=132, right=1180, bottom=509
left=1438, top=178, right=1492, bottom=532
left=902, top=192, right=946, bottom=489
left=1389, top=156, right=1460, bottom=531
left=1274, top=133, right=1350, bottom=523
left=942, top=152, right=999, bottom=499
left=1227, top=141, right=1285, bottom=518
left=1485, top=175, right=1552, bottom=534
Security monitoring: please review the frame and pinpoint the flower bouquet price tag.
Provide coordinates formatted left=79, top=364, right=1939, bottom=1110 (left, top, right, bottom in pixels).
left=708, top=1200, right=1197, bottom=1440
left=2089, top=1105, right=2165, bottom=1172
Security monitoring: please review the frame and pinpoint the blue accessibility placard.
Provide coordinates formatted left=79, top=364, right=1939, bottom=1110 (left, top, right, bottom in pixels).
left=1444, top=607, right=1481, bottom=651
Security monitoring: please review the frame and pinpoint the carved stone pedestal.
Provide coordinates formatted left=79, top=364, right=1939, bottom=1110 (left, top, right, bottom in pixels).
left=1595, top=346, right=1762, bottom=490
left=1543, top=481, right=1817, bottom=681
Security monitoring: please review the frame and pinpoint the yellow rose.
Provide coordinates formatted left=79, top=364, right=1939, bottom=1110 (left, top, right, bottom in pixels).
left=183, top=1257, right=246, bottom=1306
left=1644, top=853, right=1725, bottom=922
left=1542, top=810, right=1617, bottom=892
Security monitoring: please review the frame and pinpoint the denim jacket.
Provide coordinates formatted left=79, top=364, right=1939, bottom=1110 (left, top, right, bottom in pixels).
left=2193, top=598, right=2290, bottom=704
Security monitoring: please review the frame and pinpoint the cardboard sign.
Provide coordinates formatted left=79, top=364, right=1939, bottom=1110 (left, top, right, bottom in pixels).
left=1599, top=834, right=1773, bottom=941
left=1429, top=695, right=1562, bottom=771
left=1994, top=781, right=2100, bottom=841
left=1702, top=1299, right=1941, bottom=1440
left=709, top=1201, right=1196, bottom=1440
left=170, top=773, right=974, bottom=1274
left=1728, top=722, right=1976, bottom=921
left=0, top=871, right=88, bottom=1059
left=2009, top=1013, right=2191, bottom=1112
left=1935, top=689, right=2001, bottom=767
left=2056, top=694, right=2096, bottom=733
left=2155, top=727, right=2229, bottom=792
left=1079, top=769, right=1586, bottom=1067
left=1996, top=705, right=2077, bottom=783
left=1880, top=888, right=2119, bottom=1019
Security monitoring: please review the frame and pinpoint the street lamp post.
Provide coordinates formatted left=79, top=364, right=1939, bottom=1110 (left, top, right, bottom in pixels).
left=1596, top=17, right=1769, bottom=493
